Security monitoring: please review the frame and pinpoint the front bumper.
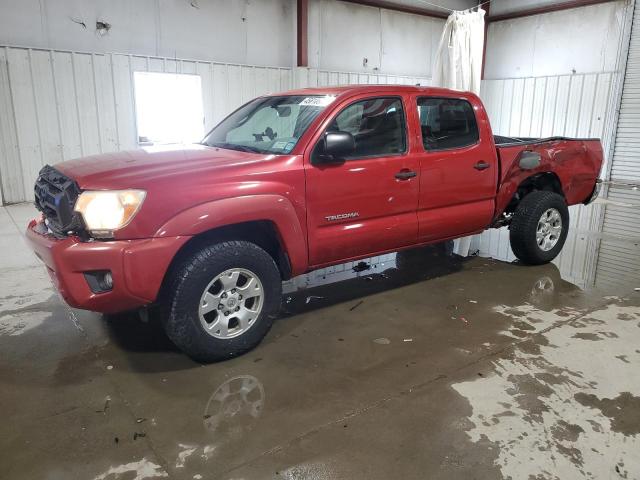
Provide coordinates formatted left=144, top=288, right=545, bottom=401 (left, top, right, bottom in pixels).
left=584, top=179, right=603, bottom=205
left=26, top=218, right=189, bottom=313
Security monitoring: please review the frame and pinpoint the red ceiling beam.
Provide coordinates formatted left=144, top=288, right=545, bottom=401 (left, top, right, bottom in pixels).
left=487, top=0, right=619, bottom=22
left=297, top=0, right=309, bottom=67
left=339, top=0, right=449, bottom=19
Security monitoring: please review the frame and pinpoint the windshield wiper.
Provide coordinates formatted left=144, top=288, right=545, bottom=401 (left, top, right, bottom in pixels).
left=208, top=142, right=265, bottom=154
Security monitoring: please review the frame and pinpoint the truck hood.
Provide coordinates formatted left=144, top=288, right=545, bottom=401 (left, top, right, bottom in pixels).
left=55, top=144, right=270, bottom=190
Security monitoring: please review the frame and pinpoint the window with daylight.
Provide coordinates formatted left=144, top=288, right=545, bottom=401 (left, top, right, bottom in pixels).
left=133, top=72, right=204, bottom=145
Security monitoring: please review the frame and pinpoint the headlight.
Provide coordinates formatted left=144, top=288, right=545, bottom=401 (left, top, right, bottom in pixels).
left=74, top=190, right=146, bottom=238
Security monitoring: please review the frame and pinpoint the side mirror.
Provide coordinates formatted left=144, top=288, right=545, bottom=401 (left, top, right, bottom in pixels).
left=326, top=131, right=355, bottom=157
left=313, top=131, right=355, bottom=165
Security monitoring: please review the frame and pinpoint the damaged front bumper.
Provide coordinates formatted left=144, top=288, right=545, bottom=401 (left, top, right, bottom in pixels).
left=25, top=217, right=189, bottom=314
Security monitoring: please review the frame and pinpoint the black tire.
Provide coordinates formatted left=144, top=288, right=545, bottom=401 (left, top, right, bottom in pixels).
left=509, top=191, right=569, bottom=265
left=161, top=240, right=282, bottom=362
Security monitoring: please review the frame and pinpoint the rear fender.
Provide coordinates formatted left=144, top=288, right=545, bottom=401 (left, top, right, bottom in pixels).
left=495, top=170, right=563, bottom=220
left=155, top=195, right=308, bottom=275
left=494, top=140, right=602, bottom=220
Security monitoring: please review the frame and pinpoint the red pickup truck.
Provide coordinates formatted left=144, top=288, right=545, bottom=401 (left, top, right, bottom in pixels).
left=26, top=85, right=602, bottom=361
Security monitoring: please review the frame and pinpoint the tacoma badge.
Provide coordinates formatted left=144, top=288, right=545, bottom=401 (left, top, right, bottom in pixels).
left=325, top=212, right=359, bottom=221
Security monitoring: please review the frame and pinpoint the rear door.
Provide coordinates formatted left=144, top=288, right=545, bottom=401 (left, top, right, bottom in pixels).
left=304, top=95, right=420, bottom=266
left=412, top=95, right=498, bottom=242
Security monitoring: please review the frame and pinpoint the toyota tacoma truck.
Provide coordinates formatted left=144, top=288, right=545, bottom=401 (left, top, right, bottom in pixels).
left=26, top=85, right=603, bottom=361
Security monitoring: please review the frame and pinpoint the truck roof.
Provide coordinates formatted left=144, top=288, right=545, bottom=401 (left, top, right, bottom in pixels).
left=272, top=84, right=477, bottom=99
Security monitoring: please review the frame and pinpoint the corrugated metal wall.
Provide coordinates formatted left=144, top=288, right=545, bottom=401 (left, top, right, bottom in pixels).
left=295, top=67, right=430, bottom=88
left=480, top=72, right=618, bottom=165
left=476, top=72, right=621, bottom=288
left=0, top=45, right=430, bottom=205
left=0, top=45, right=294, bottom=204
left=596, top=1, right=640, bottom=290
left=610, top=1, right=640, bottom=182
left=595, top=186, right=640, bottom=290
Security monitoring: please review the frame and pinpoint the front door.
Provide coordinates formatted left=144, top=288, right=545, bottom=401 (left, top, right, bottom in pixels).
left=413, top=95, right=498, bottom=242
left=305, top=95, right=420, bottom=267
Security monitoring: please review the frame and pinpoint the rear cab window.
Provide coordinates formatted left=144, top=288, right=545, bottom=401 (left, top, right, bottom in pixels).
left=417, top=97, right=479, bottom=151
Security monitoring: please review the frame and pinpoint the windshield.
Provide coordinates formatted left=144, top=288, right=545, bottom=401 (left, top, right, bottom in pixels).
left=202, top=95, right=335, bottom=154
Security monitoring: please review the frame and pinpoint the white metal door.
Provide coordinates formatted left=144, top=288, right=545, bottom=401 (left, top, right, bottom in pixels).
left=611, top=0, right=640, bottom=182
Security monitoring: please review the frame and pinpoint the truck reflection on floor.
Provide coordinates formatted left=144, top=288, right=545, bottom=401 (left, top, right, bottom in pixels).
left=281, top=241, right=464, bottom=317
left=280, top=241, right=577, bottom=317
left=203, top=375, right=265, bottom=437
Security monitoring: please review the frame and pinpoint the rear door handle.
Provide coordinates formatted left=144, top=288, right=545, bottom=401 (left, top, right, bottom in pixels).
left=395, top=170, right=417, bottom=180
left=474, top=161, right=490, bottom=171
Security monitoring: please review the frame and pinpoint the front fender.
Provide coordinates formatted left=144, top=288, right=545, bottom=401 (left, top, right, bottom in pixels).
left=155, top=195, right=308, bottom=275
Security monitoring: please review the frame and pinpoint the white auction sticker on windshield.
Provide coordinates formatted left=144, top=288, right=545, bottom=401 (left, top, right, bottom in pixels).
left=299, top=96, right=336, bottom=107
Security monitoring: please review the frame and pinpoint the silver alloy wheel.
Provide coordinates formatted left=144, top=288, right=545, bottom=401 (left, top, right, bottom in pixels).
left=536, top=208, right=562, bottom=252
left=198, top=268, right=264, bottom=339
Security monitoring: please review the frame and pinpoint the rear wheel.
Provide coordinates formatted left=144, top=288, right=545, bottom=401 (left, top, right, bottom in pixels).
left=162, top=240, right=282, bottom=362
left=509, top=191, right=569, bottom=265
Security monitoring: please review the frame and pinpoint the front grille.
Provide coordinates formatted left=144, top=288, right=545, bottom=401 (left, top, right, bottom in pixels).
left=34, top=165, right=83, bottom=237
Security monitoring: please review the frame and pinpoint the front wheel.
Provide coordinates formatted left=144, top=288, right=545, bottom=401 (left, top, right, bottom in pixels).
left=509, top=191, right=569, bottom=265
left=161, top=240, right=282, bottom=362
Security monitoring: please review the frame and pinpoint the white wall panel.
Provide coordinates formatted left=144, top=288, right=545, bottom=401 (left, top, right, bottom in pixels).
left=0, top=47, right=23, bottom=203
left=0, top=45, right=428, bottom=204
left=476, top=71, right=620, bottom=289
left=595, top=186, right=640, bottom=290
left=110, top=54, right=136, bottom=151
left=308, top=0, right=446, bottom=77
left=481, top=72, right=618, bottom=166
left=295, top=67, right=430, bottom=89
left=484, top=1, right=627, bottom=79
left=597, top=3, right=640, bottom=290
left=8, top=47, right=42, bottom=201
left=0, top=45, right=293, bottom=204
left=0, top=0, right=294, bottom=69
left=611, top=0, right=640, bottom=182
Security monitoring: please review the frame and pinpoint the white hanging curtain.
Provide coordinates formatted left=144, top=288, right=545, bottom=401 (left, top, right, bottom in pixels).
left=433, top=8, right=486, bottom=256
left=433, top=8, right=486, bottom=95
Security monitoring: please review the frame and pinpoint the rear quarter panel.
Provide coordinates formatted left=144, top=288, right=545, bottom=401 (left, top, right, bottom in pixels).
left=495, top=139, right=603, bottom=219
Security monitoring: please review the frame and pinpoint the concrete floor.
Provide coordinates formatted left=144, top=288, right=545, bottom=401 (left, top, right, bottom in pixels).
left=1, top=200, right=639, bottom=480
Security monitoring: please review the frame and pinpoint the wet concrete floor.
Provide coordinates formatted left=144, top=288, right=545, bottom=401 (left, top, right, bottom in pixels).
left=1, top=194, right=639, bottom=480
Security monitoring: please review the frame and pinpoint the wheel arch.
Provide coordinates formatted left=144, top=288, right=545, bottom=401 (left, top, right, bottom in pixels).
left=154, top=195, right=308, bottom=294
left=495, top=172, right=565, bottom=224
left=166, top=219, right=294, bottom=283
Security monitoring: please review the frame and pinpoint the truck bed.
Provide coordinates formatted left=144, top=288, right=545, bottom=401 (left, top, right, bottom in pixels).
left=492, top=136, right=604, bottom=219
left=494, top=135, right=601, bottom=146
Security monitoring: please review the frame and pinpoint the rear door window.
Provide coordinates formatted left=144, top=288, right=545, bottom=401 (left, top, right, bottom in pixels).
left=417, top=98, right=479, bottom=151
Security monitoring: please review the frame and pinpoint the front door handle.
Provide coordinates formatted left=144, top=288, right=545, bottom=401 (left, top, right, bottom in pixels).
left=395, top=170, right=417, bottom=180
left=474, top=161, right=490, bottom=171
